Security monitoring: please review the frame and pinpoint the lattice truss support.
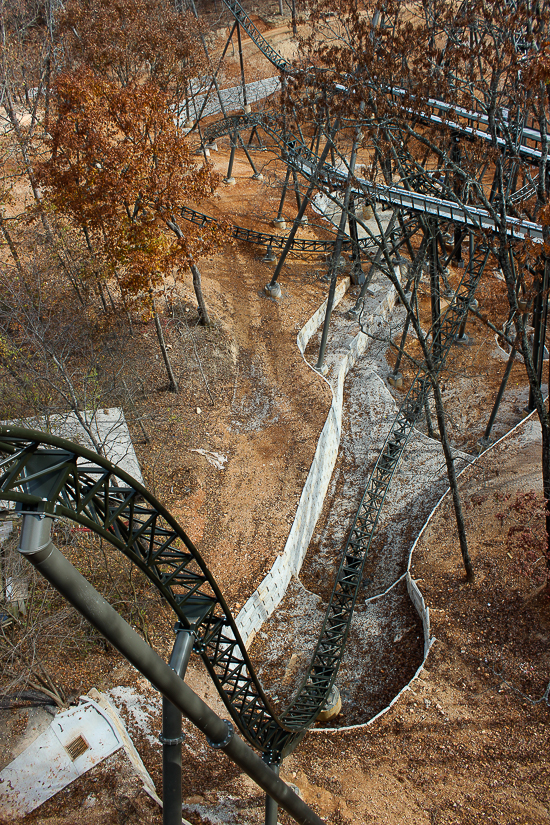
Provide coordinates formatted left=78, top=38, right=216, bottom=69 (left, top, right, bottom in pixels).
left=2, top=0, right=549, bottom=775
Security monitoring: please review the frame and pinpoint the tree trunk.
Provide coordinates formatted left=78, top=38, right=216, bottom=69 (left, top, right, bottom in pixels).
left=191, top=262, right=210, bottom=326
left=0, top=213, right=26, bottom=279
left=152, top=298, right=178, bottom=393
left=432, top=379, right=475, bottom=582
left=542, top=424, right=550, bottom=587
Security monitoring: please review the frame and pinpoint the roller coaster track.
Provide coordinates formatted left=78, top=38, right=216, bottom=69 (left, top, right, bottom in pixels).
left=218, top=0, right=548, bottom=167
left=0, top=0, right=532, bottom=772
left=179, top=204, right=421, bottom=256
left=382, top=90, right=546, bottom=165
left=0, top=229, right=488, bottom=760
left=221, top=0, right=291, bottom=73
left=204, top=114, right=545, bottom=241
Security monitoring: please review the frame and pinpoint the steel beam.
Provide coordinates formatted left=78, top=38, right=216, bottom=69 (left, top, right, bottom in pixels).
left=17, top=511, right=325, bottom=825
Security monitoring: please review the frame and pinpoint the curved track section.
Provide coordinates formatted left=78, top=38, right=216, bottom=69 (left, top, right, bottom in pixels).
left=218, top=0, right=546, bottom=168
left=0, top=432, right=305, bottom=757
left=0, top=231, right=484, bottom=758
left=205, top=114, right=544, bottom=240
left=222, top=0, right=292, bottom=73
left=179, top=204, right=419, bottom=256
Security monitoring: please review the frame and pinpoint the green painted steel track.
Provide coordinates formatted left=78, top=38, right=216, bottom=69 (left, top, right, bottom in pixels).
left=0, top=234, right=488, bottom=759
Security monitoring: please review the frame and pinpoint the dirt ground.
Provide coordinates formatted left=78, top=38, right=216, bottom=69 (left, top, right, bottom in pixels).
left=1, top=8, right=549, bottom=825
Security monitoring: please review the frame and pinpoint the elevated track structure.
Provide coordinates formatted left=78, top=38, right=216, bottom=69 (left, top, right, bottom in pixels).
left=3, top=3, right=549, bottom=823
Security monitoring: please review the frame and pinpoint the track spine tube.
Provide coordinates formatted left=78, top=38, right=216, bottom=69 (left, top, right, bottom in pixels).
left=162, top=628, right=194, bottom=825
left=17, top=512, right=325, bottom=825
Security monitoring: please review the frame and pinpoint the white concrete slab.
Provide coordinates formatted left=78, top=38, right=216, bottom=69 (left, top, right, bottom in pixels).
left=0, top=699, right=122, bottom=816
left=185, top=76, right=280, bottom=119
left=4, top=408, right=143, bottom=485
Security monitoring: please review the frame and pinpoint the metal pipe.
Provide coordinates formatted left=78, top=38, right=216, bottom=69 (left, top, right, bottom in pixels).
left=18, top=513, right=325, bottom=825
left=352, top=211, right=398, bottom=312
left=393, top=241, right=424, bottom=375
left=162, top=628, right=194, bottom=825
left=429, top=221, right=441, bottom=360
left=236, top=24, right=248, bottom=109
left=237, top=133, right=260, bottom=176
left=314, top=264, right=339, bottom=372
left=247, top=123, right=263, bottom=150
left=424, top=392, right=435, bottom=439
left=315, top=126, right=362, bottom=371
left=348, top=197, right=364, bottom=285
left=226, top=129, right=238, bottom=181
left=484, top=347, right=517, bottom=441
left=528, top=259, right=549, bottom=411
left=269, top=132, right=336, bottom=287
left=292, top=169, right=303, bottom=211
left=265, top=762, right=280, bottom=825
left=276, top=166, right=291, bottom=221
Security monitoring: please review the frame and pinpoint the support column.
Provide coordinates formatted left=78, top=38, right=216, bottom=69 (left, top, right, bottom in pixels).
left=162, top=628, right=194, bottom=825
left=267, top=130, right=337, bottom=292
left=429, top=220, right=442, bottom=361
left=247, top=124, right=264, bottom=150
left=349, top=210, right=398, bottom=317
left=274, top=166, right=291, bottom=229
left=315, top=127, right=362, bottom=372
left=348, top=197, right=364, bottom=286
left=482, top=347, right=517, bottom=443
left=224, top=129, right=238, bottom=185
left=264, top=760, right=280, bottom=825
left=391, top=247, right=424, bottom=379
left=237, top=133, right=262, bottom=179
left=292, top=169, right=305, bottom=219
left=236, top=24, right=250, bottom=113
left=186, top=0, right=229, bottom=120
left=16, top=510, right=325, bottom=825
left=528, top=258, right=549, bottom=411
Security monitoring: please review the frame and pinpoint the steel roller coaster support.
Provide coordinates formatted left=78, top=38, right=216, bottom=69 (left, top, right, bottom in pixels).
left=14, top=504, right=323, bottom=825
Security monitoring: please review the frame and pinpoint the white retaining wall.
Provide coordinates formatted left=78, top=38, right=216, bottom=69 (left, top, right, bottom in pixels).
left=236, top=271, right=403, bottom=645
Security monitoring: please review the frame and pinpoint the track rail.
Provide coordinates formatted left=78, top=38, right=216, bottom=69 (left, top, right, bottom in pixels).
left=0, top=429, right=303, bottom=756
left=204, top=114, right=544, bottom=241
left=222, top=0, right=292, bottom=73
left=0, top=231, right=485, bottom=758
left=217, top=0, right=548, bottom=167
left=179, top=204, right=420, bottom=256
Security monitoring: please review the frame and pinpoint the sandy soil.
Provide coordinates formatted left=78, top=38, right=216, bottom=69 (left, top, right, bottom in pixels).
left=0, top=10, right=549, bottom=825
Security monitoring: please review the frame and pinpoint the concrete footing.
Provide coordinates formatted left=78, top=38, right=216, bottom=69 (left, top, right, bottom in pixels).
left=455, top=334, right=473, bottom=347
left=252, top=172, right=264, bottom=181
left=223, top=177, right=236, bottom=186
left=195, top=146, right=210, bottom=157
left=205, top=142, right=218, bottom=151
left=388, top=372, right=404, bottom=389
left=273, top=218, right=286, bottom=230
left=298, top=215, right=309, bottom=226
left=316, top=686, right=342, bottom=722
left=264, top=282, right=281, bottom=298
left=263, top=249, right=277, bottom=263
left=243, top=104, right=252, bottom=114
